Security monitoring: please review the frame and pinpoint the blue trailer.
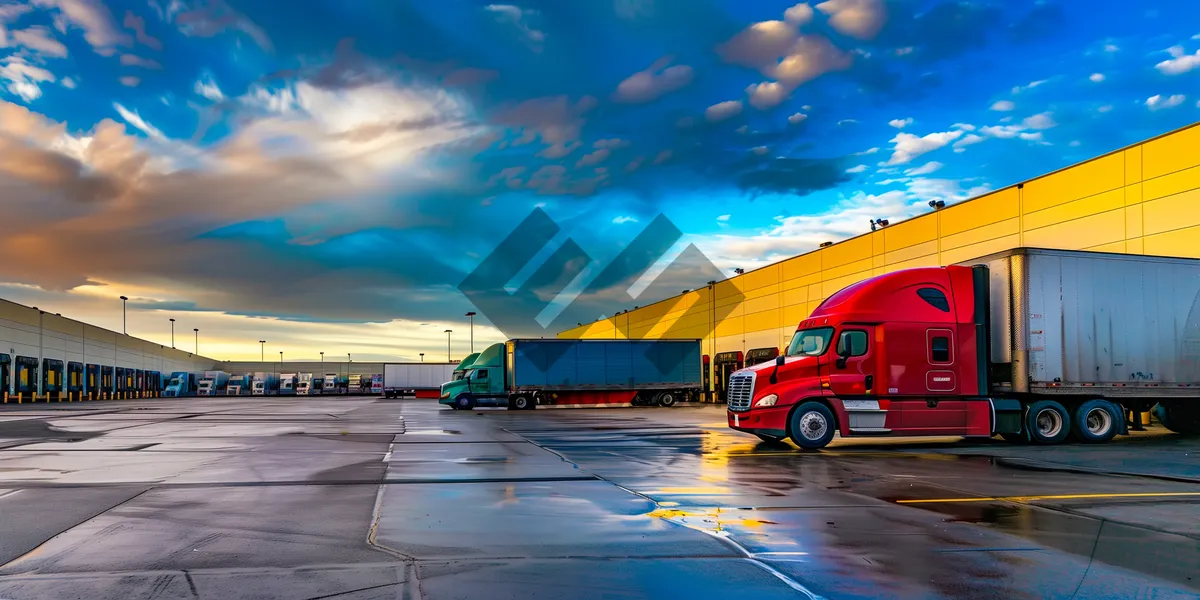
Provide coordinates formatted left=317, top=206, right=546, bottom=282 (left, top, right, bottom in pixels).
left=439, top=339, right=702, bottom=410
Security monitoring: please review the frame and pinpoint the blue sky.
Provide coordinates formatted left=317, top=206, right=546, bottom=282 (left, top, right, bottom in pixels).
left=1, top=0, right=1199, bottom=359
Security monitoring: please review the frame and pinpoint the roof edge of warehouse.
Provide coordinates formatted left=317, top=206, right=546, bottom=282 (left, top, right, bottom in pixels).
left=559, top=119, right=1200, bottom=336
left=0, top=296, right=219, bottom=363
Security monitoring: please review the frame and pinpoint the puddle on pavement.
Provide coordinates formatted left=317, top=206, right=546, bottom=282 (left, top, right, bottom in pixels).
left=0, top=419, right=104, bottom=442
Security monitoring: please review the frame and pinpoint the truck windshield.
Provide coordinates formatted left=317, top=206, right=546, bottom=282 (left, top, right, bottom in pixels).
left=786, top=327, right=834, bottom=356
left=169, top=378, right=181, bottom=386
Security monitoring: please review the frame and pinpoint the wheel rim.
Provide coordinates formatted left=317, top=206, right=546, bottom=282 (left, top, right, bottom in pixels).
left=661, top=394, right=674, bottom=405
left=798, top=411, right=828, bottom=441
left=515, top=397, right=527, bottom=409
left=1086, top=407, right=1112, bottom=435
left=1035, top=408, right=1063, bottom=438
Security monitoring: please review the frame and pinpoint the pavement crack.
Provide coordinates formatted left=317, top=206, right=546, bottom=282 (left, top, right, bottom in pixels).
left=303, top=581, right=404, bottom=600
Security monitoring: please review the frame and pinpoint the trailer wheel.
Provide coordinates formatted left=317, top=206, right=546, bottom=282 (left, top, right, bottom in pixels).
left=1072, top=400, right=1119, bottom=443
left=656, top=391, right=677, bottom=407
left=788, top=402, right=836, bottom=450
left=511, top=395, right=532, bottom=411
left=1025, top=400, right=1071, bottom=444
left=1156, top=403, right=1200, bottom=435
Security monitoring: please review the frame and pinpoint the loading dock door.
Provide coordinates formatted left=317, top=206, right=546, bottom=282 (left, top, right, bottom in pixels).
left=713, top=351, right=744, bottom=403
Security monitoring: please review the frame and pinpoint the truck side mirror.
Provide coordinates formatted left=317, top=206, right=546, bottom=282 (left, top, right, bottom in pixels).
left=775, top=355, right=785, bottom=367
left=835, top=335, right=850, bottom=369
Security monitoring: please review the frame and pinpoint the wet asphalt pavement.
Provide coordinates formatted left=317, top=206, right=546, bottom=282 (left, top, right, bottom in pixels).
left=0, top=398, right=1197, bottom=600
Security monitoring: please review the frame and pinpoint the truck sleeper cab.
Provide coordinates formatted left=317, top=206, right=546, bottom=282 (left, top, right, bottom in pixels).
left=728, top=249, right=1200, bottom=449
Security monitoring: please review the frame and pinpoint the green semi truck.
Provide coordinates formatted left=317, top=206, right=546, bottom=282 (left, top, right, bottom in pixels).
left=439, top=338, right=703, bottom=411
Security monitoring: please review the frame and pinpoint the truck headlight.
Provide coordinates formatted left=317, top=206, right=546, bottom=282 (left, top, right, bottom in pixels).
left=755, top=394, right=778, bottom=407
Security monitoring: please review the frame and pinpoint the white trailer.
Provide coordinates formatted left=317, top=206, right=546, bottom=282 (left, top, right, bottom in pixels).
left=197, top=371, right=229, bottom=396
left=296, top=373, right=314, bottom=396
left=279, top=373, right=297, bottom=396
left=383, top=363, right=457, bottom=398
left=252, top=372, right=279, bottom=396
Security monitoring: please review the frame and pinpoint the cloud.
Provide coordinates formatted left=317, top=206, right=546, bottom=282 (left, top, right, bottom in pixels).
left=716, top=214, right=730, bottom=222
left=784, top=3, right=814, bottom=25
left=1156, top=46, right=1200, bottom=75
left=845, top=164, right=867, bottom=173
left=815, top=0, right=886, bottom=40
left=888, top=117, right=912, bottom=128
left=31, top=0, right=131, bottom=55
left=854, top=147, right=879, bottom=155
left=952, top=133, right=985, bottom=152
left=979, top=124, right=1023, bottom=138
left=751, top=145, right=769, bottom=155
left=174, top=0, right=272, bottom=52
left=717, top=10, right=852, bottom=109
left=123, top=10, right=162, bottom=50
left=119, top=75, right=140, bottom=87
left=990, top=100, right=1015, bottom=111
left=1104, top=43, right=1119, bottom=52
left=952, top=123, right=975, bottom=131
left=593, top=138, right=629, bottom=149
left=705, top=100, right=742, bottom=122
left=193, top=74, right=223, bottom=101
left=884, top=130, right=962, bottom=165
left=493, top=94, right=597, bottom=158
left=1089, top=73, right=1105, bottom=82
left=1145, top=94, right=1185, bottom=110
left=60, top=77, right=76, bottom=89
left=484, top=4, right=544, bottom=50
left=904, top=161, right=942, bottom=176
left=120, top=54, right=162, bottom=69
left=613, top=56, right=694, bottom=103
left=0, top=56, right=56, bottom=101
left=10, top=26, right=69, bottom=58
left=612, top=215, right=638, bottom=224
left=1011, top=79, right=1046, bottom=94
left=113, top=102, right=165, bottom=139
left=1022, top=111, right=1056, bottom=129
left=787, top=112, right=808, bottom=125
left=576, top=148, right=610, bottom=167
left=1018, top=131, right=1043, bottom=142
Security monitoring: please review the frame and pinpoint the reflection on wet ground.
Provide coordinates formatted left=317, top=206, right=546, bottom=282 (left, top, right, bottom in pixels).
left=0, top=398, right=1196, bottom=599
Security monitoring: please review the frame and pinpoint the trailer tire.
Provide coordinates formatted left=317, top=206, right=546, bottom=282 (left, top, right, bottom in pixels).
left=1026, top=400, right=1071, bottom=444
left=455, top=395, right=475, bottom=410
left=656, top=391, right=677, bottom=407
left=1072, top=400, right=1120, bottom=443
left=1156, top=403, right=1200, bottom=435
left=788, top=402, right=836, bottom=450
left=511, top=395, right=532, bottom=411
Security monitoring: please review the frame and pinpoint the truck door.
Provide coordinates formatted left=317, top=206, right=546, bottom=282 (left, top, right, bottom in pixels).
left=893, top=327, right=968, bottom=432
left=829, top=327, right=876, bottom=396
left=468, top=368, right=492, bottom=396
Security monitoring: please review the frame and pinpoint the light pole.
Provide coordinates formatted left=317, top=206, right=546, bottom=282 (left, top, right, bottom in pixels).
left=120, top=296, right=128, bottom=334
left=465, top=311, right=476, bottom=353
left=259, top=340, right=266, bottom=361
left=320, top=351, right=324, bottom=374
left=170, top=318, right=175, bottom=348
left=444, top=329, right=452, bottom=362
left=419, top=353, right=424, bottom=362
left=193, top=328, right=198, bottom=354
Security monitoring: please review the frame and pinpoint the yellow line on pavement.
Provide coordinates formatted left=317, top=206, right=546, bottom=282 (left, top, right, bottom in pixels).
left=897, top=492, right=1200, bottom=504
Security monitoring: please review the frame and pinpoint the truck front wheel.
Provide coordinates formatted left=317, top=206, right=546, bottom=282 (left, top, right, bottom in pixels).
left=1026, top=400, right=1071, bottom=444
left=788, top=402, right=836, bottom=450
left=1072, top=400, right=1119, bottom=443
left=455, top=395, right=475, bottom=410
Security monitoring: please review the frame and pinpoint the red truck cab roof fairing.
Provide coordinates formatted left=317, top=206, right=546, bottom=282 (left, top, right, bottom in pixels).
left=798, top=265, right=976, bottom=329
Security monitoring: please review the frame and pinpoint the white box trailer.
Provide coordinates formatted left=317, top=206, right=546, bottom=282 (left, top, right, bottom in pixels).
left=383, top=363, right=456, bottom=398
left=296, top=373, right=314, bottom=396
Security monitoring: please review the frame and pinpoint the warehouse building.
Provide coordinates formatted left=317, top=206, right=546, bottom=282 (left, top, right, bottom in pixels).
left=559, top=122, right=1200, bottom=400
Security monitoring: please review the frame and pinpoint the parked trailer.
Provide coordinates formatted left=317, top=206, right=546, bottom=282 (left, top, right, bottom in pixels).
left=384, top=363, right=458, bottom=398
left=226, top=374, right=253, bottom=396
left=279, top=373, right=298, bottom=396
left=296, top=373, right=314, bottom=396
left=252, top=372, right=279, bottom=396
left=163, top=372, right=196, bottom=397
left=727, top=248, right=1200, bottom=449
left=439, top=339, right=703, bottom=410
left=197, top=371, right=230, bottom=396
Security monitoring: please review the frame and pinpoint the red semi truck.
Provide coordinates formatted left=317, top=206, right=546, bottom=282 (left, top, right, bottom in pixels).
left=728, top=248, right=1200, bottom=449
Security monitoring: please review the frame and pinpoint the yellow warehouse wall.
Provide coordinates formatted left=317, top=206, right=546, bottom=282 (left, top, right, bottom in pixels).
left=558, top=121, right=1200, bottom=393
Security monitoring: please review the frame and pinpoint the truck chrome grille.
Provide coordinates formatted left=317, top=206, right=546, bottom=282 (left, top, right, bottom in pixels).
left=727, top=372, right=755, bottom=412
